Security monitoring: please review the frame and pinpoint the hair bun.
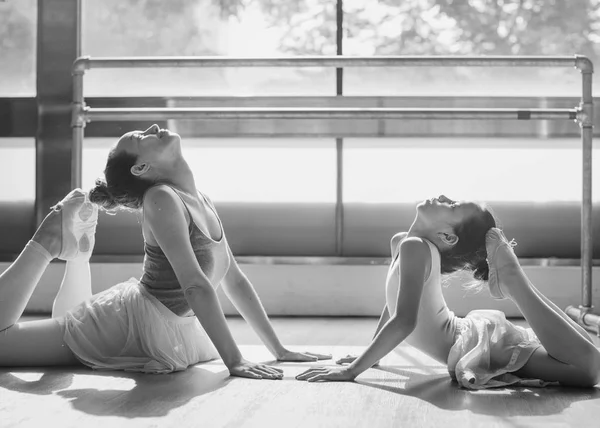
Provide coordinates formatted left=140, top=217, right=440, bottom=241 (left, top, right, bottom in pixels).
left=89, top=179, right=118, bottom=210
left=472, top=258, right=489, bottom=281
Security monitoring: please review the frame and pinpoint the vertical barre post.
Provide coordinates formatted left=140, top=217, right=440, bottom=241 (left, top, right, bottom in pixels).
left=581, top=70, right=594, bottom=310
left=72, top=6, right=83, bottom=190
left=71, top=67, right=85, bottom=189
left=71, top=125, right=83, bottom=189
left=334, top=0, right=344, bottom=256
left=335, top=140, right=344, bottom=255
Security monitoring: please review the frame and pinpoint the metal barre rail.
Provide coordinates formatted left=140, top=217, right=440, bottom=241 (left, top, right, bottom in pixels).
left=72, top=55, right=594, bottom=71
left=71, top=54, right=596, bottom=334
left=84, top=107, right=578, bottom=121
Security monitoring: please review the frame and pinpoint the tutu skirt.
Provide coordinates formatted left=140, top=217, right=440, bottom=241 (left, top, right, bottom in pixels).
left=447, top=310, right=551, bottom=389
left=63, top=278, right=219, bottom=374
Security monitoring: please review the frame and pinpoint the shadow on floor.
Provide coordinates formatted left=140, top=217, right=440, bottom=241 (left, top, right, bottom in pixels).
left=360, top=365, right=600, bottom=417
left=3, top=362, right=598, bottom=420
left=0, top=365, right=231, bottom=418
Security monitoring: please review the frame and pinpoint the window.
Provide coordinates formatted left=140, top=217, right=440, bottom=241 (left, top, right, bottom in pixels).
left=0, top=139, right=35, bottom=201
left=343, top=0, right=600, bottom=96
left=82, top=138, right=336, bottom=203
left=344, top=138, right=600, bottom=203
left=82, top=0, right=336, bottom=96
left=341, top=1, right=599, bottom=206
left=81, top=1, right=338, bottom=203
left=0, top=0, right=37, bottom=96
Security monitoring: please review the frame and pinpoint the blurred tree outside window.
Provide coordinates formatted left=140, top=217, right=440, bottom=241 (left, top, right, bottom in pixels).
left=81, top=0, right=337, bottom=202
left=2, top=1, right=600, bottom=95
left=342, top=0, right=600, bottom=95
left=2, top=1, right=598, bottom=203
left=82, top=0, right=335, bottom=96
left=0, top=0, right=36, bottom=96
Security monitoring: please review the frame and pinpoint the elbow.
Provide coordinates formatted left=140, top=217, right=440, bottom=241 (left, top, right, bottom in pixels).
left=222, top=276, right=247, bottom=295
left=389, top=315, right=417, bottom=334
left=222, top=277, right=243, bottom=291
left=183, top=283, right=214, bottom=301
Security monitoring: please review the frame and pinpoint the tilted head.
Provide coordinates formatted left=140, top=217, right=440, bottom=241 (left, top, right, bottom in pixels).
left=414, top=195, right=497, bottom=280
left=89, top=124, right=182, bottom=210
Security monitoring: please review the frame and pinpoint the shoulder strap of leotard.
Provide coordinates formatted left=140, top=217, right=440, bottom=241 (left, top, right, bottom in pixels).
left=144, top=184, right=194, bottom=234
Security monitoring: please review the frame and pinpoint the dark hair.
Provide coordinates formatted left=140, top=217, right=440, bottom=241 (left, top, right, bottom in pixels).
left=439, top=204, right=497, bottom=282
left=89, top=149, right=155, bottom=211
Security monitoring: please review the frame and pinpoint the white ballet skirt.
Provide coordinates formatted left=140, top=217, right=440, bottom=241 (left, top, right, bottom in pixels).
left=447, top=309, right=556, bottom=389
left=63, top=278, right=219, bottom=374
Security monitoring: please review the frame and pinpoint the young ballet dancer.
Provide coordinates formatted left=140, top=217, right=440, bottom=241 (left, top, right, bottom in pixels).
left=0, top=124, right=330, bottom=378
left=296, top=195, right=600, bottom=389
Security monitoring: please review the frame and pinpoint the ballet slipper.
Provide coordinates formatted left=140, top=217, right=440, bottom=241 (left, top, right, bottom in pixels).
left=485, top=227, right=517, bottom=300
left=52, top=189, right=98, bottom=261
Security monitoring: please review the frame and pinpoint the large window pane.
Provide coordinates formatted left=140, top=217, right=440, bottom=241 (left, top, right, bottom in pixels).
left=343, top=0, right=599, bottom=96
left=344, top=138, right=599, bottom=203
left=82, top=0, right=336, bottom=96
left=83, top=138, right=335, bottom=203
left=0, top=0, right=36, bottom=96
left=0, top=139, right=35, bottom=201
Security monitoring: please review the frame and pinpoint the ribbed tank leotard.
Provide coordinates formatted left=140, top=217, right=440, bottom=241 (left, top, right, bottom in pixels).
left=140, top=187, right=231, bottom=317
left=385, top=236, right=460, bottom=364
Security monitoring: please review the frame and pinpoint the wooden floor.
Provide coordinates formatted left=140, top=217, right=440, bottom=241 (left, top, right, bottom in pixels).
left=1, top=317, right=599, bottom=428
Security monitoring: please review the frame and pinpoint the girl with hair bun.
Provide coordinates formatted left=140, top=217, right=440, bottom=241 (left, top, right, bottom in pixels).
left=297, top=196, right=600, bottom=389
left=0, top=124, right=330, bottom=377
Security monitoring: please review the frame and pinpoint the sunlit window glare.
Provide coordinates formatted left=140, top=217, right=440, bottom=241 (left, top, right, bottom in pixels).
left=0, top=139, right=35, bottom=201
left=82, top=139, right=336, bottom=203
left=344, top=139, right=599, bottom=203
left=81, top=137, right=599, bottom=204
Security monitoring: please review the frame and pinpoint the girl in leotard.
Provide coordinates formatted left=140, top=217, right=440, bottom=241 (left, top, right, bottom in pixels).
left=296, top=195, right=600, bottom=388
left=0, top=124, right=330, bottom=378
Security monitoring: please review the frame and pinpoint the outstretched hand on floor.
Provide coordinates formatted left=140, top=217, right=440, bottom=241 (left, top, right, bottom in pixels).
left=276, top=349, right=332, bottom=362
left=295, top=366, right=356, bottom=382
left=228, top=358, right=284, bottom=380
left=336, top=354, right=380, bottom=366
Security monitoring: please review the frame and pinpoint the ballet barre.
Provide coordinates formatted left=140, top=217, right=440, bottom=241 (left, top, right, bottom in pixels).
left=84, top=107, right=578, bottom=121
left=71, top=54, right=596, bottom=335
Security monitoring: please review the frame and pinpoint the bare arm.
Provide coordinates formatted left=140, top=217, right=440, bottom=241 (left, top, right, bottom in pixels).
left=221, top=244, right=285, bottom=358
left=336, top=231, right=407, bottom=366
left=390, top=231, right=408, bottom=260
left=346, top=238, right=429, bottom=377
left=221, top=243, right=331, bottom=362
left=372, top=231, right=408, bottom=339
left=308, top=238, right=430, bottom=381
left=143, top=186, right=281, bottom=379
left=373, top=305, right=391, bottom=339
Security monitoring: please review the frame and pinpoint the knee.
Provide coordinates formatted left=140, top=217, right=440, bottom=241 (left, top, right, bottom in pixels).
left=578, top=349, right=600, bottom=387
left=588, top=353, right=600, bottom=386
left=578, top=371, right=599, bottom=388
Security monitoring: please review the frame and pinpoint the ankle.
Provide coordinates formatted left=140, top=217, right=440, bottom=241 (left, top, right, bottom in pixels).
left=27, top=240, right=54, bottom=262
left=493, top=243, right=519, bottom=271
left=32, top=210, right=62, bottom=259
left=496, top=264, right=525, bottom=299
left=31, top=234, right=59, bottom=260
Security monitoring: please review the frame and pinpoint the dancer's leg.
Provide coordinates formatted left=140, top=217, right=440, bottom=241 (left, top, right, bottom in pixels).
left=52, top=260, right=93, bottom=318
left=0, top=318, right=81, bottom=366
left=52, top=192, right=97, bottom=318
left=0, top=215, right=60, bottom=331
left=527, top=279, right=594, bottom=345
left=0, top=210, right=81, bottom=366
left=487, top=229, right=600, bottom=386
left=0, top=189, right=95, bottom=366
left=0, top=189, right=97, bottom=328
